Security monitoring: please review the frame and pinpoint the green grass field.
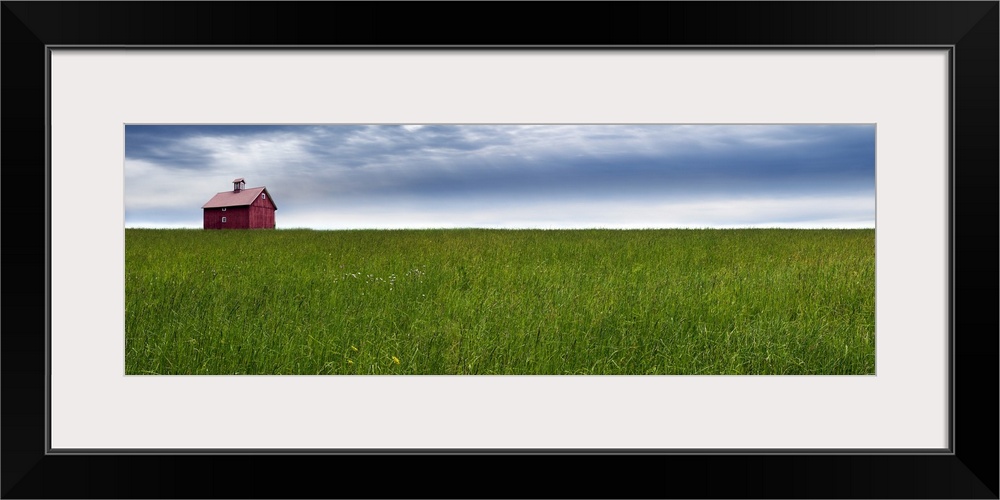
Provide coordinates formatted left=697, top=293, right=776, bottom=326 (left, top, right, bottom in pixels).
left=125, top=228, right=875, bottom=375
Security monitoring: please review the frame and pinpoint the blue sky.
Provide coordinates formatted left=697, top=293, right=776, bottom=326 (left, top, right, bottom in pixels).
left=124, top=124, right=875, bottom=229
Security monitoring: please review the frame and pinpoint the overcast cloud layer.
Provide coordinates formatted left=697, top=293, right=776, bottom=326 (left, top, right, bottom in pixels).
left=125, top=124, right=875, bottom=229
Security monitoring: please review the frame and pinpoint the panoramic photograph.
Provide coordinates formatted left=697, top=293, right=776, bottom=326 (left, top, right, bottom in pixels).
left=125, top=124, right=875, bottom=375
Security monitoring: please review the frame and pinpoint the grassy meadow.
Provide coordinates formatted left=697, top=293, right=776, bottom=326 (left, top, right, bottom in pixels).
left=125, top=228, right=875, bottom=375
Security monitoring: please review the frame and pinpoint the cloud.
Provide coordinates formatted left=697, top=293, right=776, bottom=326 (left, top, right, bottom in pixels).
left=125, top=124, right=875, bottom=229
left=202, top=194, right=875, bottom=230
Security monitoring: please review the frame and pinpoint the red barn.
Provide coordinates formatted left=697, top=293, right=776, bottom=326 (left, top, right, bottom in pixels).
left=202, top=178, right=277, bottom=229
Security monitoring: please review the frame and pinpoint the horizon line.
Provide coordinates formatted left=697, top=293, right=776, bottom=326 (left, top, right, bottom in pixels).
left=124, top=226, right=876, bottom=231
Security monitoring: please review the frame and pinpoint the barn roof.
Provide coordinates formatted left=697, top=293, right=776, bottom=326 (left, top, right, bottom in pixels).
left=201, top=186, right=277, bottom=209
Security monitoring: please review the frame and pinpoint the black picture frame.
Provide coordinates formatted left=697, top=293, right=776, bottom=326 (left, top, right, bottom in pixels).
left=3, top=2, right=997, bottom=498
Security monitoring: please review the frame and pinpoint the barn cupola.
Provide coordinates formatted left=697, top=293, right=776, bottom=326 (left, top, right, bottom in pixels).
left=233, top=177, right=245, bottom=192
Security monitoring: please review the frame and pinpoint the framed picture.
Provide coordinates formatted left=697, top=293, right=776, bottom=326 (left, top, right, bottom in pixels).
left=4, top=2, right=996, bottom=498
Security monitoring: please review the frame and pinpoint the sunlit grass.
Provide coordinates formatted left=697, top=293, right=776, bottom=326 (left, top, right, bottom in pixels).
left=125, top=228, right=875, bottom=375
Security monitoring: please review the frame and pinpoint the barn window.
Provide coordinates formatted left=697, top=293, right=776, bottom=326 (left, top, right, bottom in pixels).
left=221, top=207, right=226, bottom=212
left=262, top=193, right=266, bottom=200
left=222, top=217, right=227, bottom=223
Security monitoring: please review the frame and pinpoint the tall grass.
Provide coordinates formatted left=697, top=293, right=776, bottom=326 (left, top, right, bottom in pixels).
left=125, top=228, right=875, bottom=375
